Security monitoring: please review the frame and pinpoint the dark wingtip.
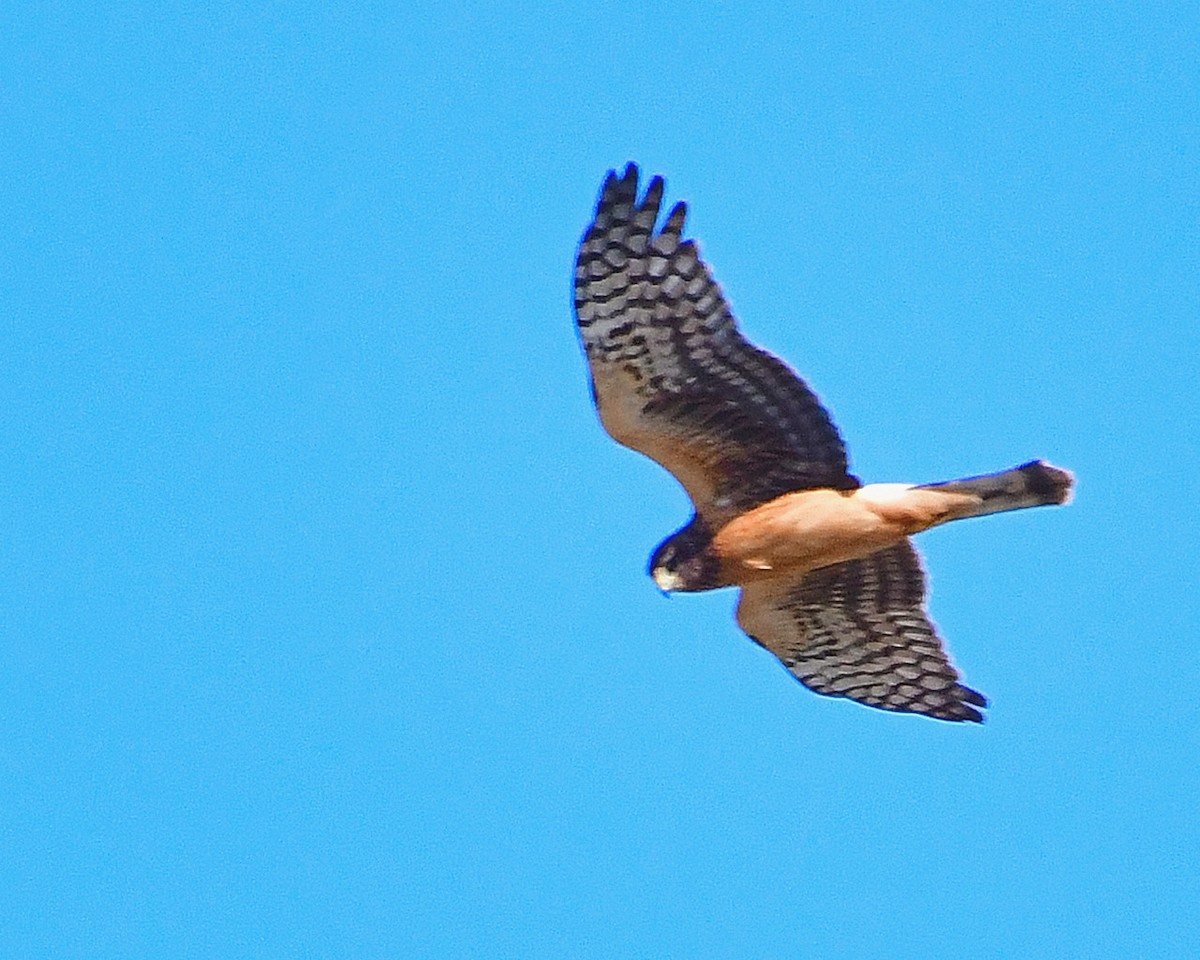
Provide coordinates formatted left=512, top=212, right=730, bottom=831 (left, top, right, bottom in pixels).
left=953, top=684, right=988, bottom=722
left=662, top=200, right=688, bottom=237
left=641, top=175, right=664, bottom=210
left=920, top=685, right=987, bottom=722
left=596, top=168, right=622, bottom=209
left=962, top=686, right=988, bottom=708
left=593, top=164, right=644, bottom=225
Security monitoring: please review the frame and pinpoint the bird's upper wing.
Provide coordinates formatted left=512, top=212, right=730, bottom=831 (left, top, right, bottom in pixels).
left=735, top=541, right=987, bottom=722
left=574, top=164, right=856, bottom=529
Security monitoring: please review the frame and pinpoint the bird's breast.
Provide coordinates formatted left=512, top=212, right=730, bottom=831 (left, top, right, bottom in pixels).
left=710, top=488, right=918, bottom=582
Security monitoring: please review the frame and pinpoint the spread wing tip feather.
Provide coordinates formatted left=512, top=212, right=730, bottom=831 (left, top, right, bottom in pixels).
left=662, top=200, right=688, bottom=238
left=593, top=164, right=671, bottom=235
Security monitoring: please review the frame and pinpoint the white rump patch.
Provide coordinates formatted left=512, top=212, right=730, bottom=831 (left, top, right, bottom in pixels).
left=854, top=483, right=917, bottom=505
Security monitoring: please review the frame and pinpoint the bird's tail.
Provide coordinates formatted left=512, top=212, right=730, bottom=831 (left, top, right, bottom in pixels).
left=918, top=460, right=1074, bottom=520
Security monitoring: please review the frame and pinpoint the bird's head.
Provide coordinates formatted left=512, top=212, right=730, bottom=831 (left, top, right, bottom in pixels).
left=648, top=518, right=722, bottom=594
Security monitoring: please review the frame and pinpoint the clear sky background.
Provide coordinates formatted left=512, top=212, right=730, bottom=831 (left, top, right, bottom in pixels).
left=3, top=2, right=1197, bottom=957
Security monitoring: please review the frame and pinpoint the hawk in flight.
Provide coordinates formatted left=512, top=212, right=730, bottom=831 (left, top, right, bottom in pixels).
left=573, top=164, right=1073, bottom=722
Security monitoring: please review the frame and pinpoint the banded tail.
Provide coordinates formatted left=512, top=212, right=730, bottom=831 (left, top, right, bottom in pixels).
left=919, top=459, right=1074, bottom=520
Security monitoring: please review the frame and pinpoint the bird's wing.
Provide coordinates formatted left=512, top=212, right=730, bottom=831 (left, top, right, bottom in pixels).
left=574, top=163, right=856, bottom=529
left=735, top=541, right=987, bottom=722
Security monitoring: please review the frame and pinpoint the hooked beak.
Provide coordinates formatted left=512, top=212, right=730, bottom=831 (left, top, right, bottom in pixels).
left=652, top=566, right=682, bottom=596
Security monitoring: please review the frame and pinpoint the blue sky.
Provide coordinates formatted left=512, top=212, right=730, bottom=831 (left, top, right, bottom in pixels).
left=3, top=2, right=1197, bottom=957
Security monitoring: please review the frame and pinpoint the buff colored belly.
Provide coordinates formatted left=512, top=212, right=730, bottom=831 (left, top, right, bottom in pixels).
left=710, top=484, right=981, bottom=582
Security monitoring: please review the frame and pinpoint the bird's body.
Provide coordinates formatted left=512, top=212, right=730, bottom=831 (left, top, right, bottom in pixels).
left=573, top=164, right=1073, bottom=722
left=709, top=484, right=978, bottom=583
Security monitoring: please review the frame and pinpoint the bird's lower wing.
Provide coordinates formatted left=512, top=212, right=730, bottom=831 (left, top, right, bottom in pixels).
left=735, top=541, right=987, bottom=722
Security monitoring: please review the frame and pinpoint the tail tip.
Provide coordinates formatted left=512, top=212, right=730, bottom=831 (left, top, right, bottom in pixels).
left=1019, top=459, right=1075, bottom=506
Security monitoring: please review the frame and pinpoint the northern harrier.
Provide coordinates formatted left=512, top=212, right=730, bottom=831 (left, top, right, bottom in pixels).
left=573, top=164, right=1073, bottom=722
